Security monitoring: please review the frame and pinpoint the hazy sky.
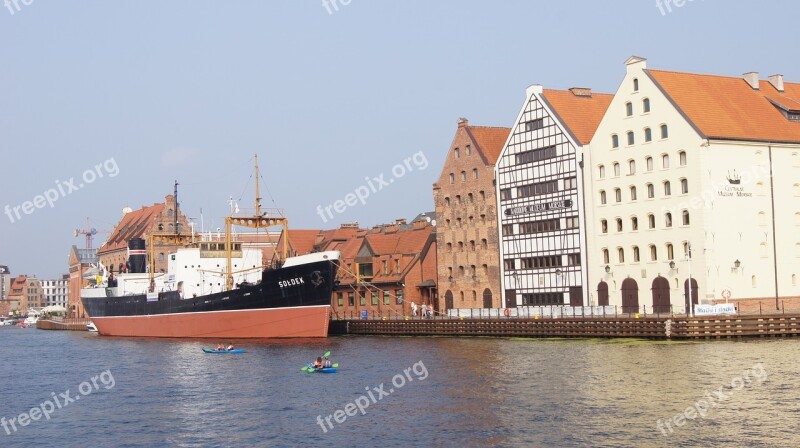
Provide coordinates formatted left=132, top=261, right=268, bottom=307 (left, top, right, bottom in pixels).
left=2, top=0, right=798, bottom=278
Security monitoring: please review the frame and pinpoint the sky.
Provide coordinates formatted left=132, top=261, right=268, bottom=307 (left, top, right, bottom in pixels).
left=1, top=0, right=799, bottom=278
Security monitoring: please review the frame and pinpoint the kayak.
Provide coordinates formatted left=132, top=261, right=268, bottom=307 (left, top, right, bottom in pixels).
left=203, top=348, right=245, bottom=354
left=305, top=364, right=337, bottom=373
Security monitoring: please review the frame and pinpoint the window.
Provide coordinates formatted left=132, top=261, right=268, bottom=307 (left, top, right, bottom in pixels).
left=459, top=266, right=465, bottom=276
left=454, top=148, right=460, bottom=159
left=564, top=176, right=578, bottom=190
left=565, top=216, right=579, bottom=228
left=461, top=171, right=466, bottom=181
left=360, top=291, right=366, bottom=306
left=337, top=293, right=343, bottom=306
left=468, top=193, right=473, bottom=203
left=630, top=186, right=637, bottom=201
left=603, top=249, right=610, bottom=264
left=601, top=219, right=608, bottom=233
left=661, top=124, right=669, bottom=139
left=473, top=168, right=478, bottom=180
left=599, top=165, right=606, bottom=178
left=644, top=127, right=652, bottom=142
left=371, top=292, right=378, bottom=305
left=633, top=78, right=639, bottom=92
left=631, top=216, right=638, bottom=230
left=480, top=190, right=486, bottom=201
left=626, top=102, right=633, bottom=117
left=650, top=245, right=658, bottom=261
left=681, top=178, right=688, bottom=194
left=665, top=212, right=673, bottom=227
left=517, top=180, right=558, bottom=198
left=682, top=210, right=690, bottom=225
left=469, top=240, right=475, bottom=251
left=614, top=163, right=621, bottom=176
left=449, top=173, right=454, bottom=184
left=502, top=224, right=514, bottom=236
left=480, top=214, right=486, bottom=224
left=481, top=238, right=487, bottom=249
left=612, top=135, right=619, bottom=148
left=664, top=181, right=672, bottom=196
left=568, top=253, right=581, bottom=266
left=616, top=218, right=623, bottom=232
left=629, top=160, right=636, bottom=174
left=615, top=188, right=622, bottom=203
left=679, top=151, right=687, bottom=166
left=666, top=244, right=674, bottom=260
left=466, top=145, right=471, bottom=156
left=618, top=248, right=625, bottom=263
left=627, top=131, right=635, bottom=145
left=643, top=98, right=650, bottom=113
left=458, top=241, right=463, bottom=250
left=525, top=118, right=544, bottom=132
left=504, top=259, right=515, bottom=270
left=384, top=291, right=391, bottom=305
left=633, top=246, right=640, bottom=262
left=446, top=242, right=452, bottom=252
left=647, top=183, right=655, bottom=198
left=500, top=188, right=511, bottom=200
left=648, top=214, right=656, bottom=229
left=348, top=292, right=355, bottom=306
left=662, top=154, right=670, bottom=168
left=646, top=157, right=654, bottom=171
left=516, top=145, right=557, bottom=164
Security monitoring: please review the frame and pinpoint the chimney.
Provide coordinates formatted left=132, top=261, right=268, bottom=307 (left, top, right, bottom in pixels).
left=457, top=117, right=469, bottom=128
left=768, top=74, right=784, bottom=92
left=395, top=218, right=407, bottom=225
left=743, top=72, right=760, bottom=90
left=569, top=87, right=592, bottom=98
left=412, top=219, right=427, bottom=230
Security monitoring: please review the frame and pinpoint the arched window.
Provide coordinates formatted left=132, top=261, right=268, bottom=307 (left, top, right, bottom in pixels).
left=454, top=148, right=460, bottom=159
left=648, top=214, right=656, bottom=229
left=481, top=238, right=487, bottom=249
left=662, top=154, right=670, bottom=168
left=665, top=212, right=673, bottom=227
left=449, top=173, right=454, bottom=184
left=461, top=171, right=466, bottom=181
left=627, top=131, right=635, bottom=145
left=793, top=274, right=797, bottom=286
left=612, top=135, right=619, bottom=148
left=480, top=190, right=486, bottom=201
left=650, top=245, right=658, bottom=261
left=630, top=186, right=637, bottom=201
left=603, top=249, right=610, bottom=264
left=646, top=157, right=654, bottom=171
left=459, top=266, right=465, bottom=276
left=631, top=216, right=639, bottom=230
left=167, top=209, right=174, bottom=217
left=633, top=246, right=640, bottom=262
left=456, top=195, right=462, bottom=204
left=616, top=218, right=623, bottom=232
left=682, top=210, right=690, bottom=225
left=666, top=243, right=674, bottom=260
left=444, top=197, right=450, bottom=207
left=644, top=127, right=652, bottom=142
left=458, top=241, right=464, bottom=250
left=752, top=275, right=757, bottom=287
left=466, top=145, right=471, bottom=156
left=647, top=183, right=655, bottom=198
left=759, top=211, right=767, bottom=226
left=614, top=163, right=621, bottom=176
left=600, top=190, right=607, bottom=205
left=468, top=193, right=473, bottom=203
left=473, top=168, right=478, bottom=180
left=601, top=219, right=608, bottom=233
left=615, top=188, right=622, bottom=203
left=446, top=243, right=452, bottom=251
left=469, top=240, right=475, bottom=251
left=633, top=78, right=639, bottom=92
left=643, top=98, right=650, bottom=113
left=661, top=124, right=669, bottom=139
left=629, top=160, right=636, bottom=174
left=664, top=181, right=672, bottom=196
left=599, top=165, right=606, bottom=178
left=679, top=151, right=687, bottom=166
left=626, top=102, right=633, bottom=116
left=681, top=178, right=688, bottom=194
left=618, top=248, right=625, bottom=263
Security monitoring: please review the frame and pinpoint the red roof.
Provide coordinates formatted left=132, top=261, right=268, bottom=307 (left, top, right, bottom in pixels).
left=466, top=126, right=511, bottom=164
left=98, top=204, right=164, bottom=254
left=541, top=89, right=614, bottom=145
left=647, top=69, right=800, bottom=143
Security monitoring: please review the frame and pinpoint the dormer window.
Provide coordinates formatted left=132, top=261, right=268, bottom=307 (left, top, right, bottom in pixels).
left=766, top=97, right=800, bottom=121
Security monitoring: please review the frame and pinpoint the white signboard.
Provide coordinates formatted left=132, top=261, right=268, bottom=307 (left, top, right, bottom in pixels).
left=694, top=303, right=737, bottom=316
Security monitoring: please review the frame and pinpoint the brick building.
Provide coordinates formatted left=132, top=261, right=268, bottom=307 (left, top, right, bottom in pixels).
left=433, top=118, right=510, bottom=312
left=68, top=245, right=97, bottom=318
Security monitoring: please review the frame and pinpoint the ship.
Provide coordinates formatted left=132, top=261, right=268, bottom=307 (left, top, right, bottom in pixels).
left=81, top=156, right=339, bottom=338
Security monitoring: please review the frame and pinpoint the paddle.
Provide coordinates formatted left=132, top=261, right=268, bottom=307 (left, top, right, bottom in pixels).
left=301, top=351, right=333, bottom=372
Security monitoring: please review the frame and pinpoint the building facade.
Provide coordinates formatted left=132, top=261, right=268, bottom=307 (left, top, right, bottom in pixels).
left=68, top=245, right=97, bottom=318
left=496, top=86, right=612, bottom=308
left=42, top=275, right=69, bottom=308
left=585, top=56, right=800, bottom=313
left=433, top=118, right=509, bottom=311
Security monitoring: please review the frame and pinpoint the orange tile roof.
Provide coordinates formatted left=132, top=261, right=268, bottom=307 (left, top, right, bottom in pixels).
left=98, top=204, right=165, bottom=255
left=541, top=89, right=614, bottom=145
left=466, top=126, right=511, bottom=164
left=284, top=229, right=322, bottom=256
left=8, top=276, right=27, bottom=297
left=365, top=226, right=433, bottom=256
left=647, top=70, right=800, bottom=143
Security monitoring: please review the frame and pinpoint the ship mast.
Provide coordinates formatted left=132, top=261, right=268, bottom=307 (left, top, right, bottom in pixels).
left=254, top=154, right=262, bottom=217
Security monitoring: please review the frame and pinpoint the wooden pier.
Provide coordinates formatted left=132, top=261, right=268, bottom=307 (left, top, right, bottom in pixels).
left=330, top=313, right=800, bottom=340
left=37, top=318, right=90, bottom=331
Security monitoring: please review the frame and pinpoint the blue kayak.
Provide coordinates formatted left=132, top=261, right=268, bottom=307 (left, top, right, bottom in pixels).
left=306, top=364, right=337, bottom=373
left=203, top=348, right=245, bottom=354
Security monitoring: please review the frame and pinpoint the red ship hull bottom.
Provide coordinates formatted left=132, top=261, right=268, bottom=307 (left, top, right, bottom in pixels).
left=90, top=305, right=331, bottom=338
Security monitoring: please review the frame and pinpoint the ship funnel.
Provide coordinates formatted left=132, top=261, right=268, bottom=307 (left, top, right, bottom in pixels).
left=127, top=238, right=147, bottom=273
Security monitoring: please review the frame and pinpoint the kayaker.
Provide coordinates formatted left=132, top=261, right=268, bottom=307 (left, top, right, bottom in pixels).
left=323, top=357, right=332, bottom=368
left=226, top=343, right=235, bottom=351
left=216, top=343, right=224, bottom=350
left=313, top=357, right=323, bottom=369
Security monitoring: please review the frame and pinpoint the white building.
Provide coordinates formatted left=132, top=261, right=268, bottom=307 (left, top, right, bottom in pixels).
left=585, top=56, right=800, bottom=313
left=0, top=265, right=10, bottom=301
left=42, top=276, right=69, bottom=308
left=496, top=86, right=611, bottom=308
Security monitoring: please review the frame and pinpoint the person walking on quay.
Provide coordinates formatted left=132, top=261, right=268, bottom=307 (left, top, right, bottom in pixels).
left=411, top=301, right=418, bottom=318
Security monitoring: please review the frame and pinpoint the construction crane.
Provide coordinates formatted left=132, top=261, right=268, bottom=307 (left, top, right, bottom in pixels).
left=73, top=217, right=111, bottom=250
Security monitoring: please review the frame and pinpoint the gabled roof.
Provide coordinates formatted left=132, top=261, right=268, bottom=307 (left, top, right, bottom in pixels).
left=282, top=229, right=322, bottom=256
left=541, top=89, right=614, bottom=145
left=647, top=69, right=800, bottom=143
left=465, top=126, right=512, bottom=164
left=98, top=204, right=165, bottom=254
left=8, top=276, right=27, bottom=297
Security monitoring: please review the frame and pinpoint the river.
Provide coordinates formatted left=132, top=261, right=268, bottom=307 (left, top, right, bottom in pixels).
left=1, top=328, right=798, bottom=447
